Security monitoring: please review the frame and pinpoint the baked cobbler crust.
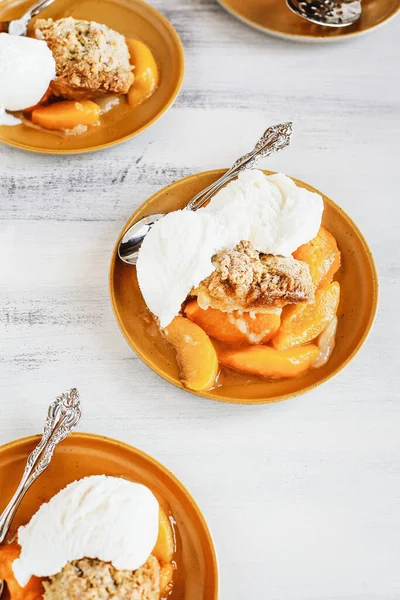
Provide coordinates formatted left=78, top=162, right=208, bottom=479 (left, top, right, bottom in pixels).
left=43, top=555, right=160, bottom=600
left=193, top=240, right=314, bottom=312
left=34, top=17, right=134, bottom=99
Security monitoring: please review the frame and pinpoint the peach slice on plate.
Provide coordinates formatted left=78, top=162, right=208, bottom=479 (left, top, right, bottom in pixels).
left=293, top=226, right=341, bottom=288
left=153, top=508, right=175, bottom=592
left=272, top=281, right=340, bottom=351
left=153, top=508, right=174, bottom=563
left=164, top=316, right=218, bottom=391
left=219, top=344, right=320, bottom=379
left=185, top=300, right=281, bottom=345
left=31, top=100, right=101, bottom=130
left=126, top=39, right=159, bottom=107
left=160, top=562, right=174, bottom=592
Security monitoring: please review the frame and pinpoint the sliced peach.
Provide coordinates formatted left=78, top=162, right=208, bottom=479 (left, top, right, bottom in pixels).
left=218, top=344, right=319, bottom=379
left=160, top=562, right=174, bottom=592
left=153, top=509, right=174, bottom=563
left=164, top=316, right=218, bottom=391
left=0, top=542, right=43, bottom=600
left=185, top=301, right=243, bottom=344
left=185, top=300, right=281, bottom=345
left=272, top=281, right=340, bottom=351
left=313, top=316, right=338, bottom=368
left=126, top=39, right=159, bottom=107
left=31, top=100, right=101, bottom=130
left=293, top=226, right=341, bottom=288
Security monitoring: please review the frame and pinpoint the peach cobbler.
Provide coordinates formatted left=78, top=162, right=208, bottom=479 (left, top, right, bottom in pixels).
left=135, top=170, right=342, bottom=391
left=34, top=18, right=135, bottom=100
left=0, top=476, right=175, bottom=600
left=0, top=18, right=159, bottom=133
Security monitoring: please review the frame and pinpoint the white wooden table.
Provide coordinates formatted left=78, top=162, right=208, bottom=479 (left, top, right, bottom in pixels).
left=1, top=2, right=399, bottom=598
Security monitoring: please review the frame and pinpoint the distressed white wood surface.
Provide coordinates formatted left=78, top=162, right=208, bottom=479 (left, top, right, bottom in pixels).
left=1, top=2, right=400, bottom=599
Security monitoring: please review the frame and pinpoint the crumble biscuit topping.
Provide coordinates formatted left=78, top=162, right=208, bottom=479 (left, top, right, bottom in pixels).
left=34, top=17, right=134, bottom=99
left=194, top=240, right=315, bottom=311
left=43, top=555, right=160, bottom=600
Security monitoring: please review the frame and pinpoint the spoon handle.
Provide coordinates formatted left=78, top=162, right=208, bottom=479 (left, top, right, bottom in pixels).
left=22, top=0, right=55, bottom=20
left=186, top=122, right=293, bottom=211
left=0, top=389, right=81, bottom=544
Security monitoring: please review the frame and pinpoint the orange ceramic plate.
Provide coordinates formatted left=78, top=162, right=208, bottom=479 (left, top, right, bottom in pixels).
left=217, top=0, right=399, bottom=42
left=0, top=433, right=218, bottom=599
left=0, top=0, right=184, bottom=153
left=110, top=169, right=378, bottom=404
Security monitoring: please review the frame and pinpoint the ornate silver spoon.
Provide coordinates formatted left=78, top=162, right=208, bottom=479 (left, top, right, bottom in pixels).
left=286, top=0, right=362, bottom=27
left=118, top=121, right=294, bottom=266
left=0, top=0, right=54, bottom=35
left=0, top=388, right=82, bottom=596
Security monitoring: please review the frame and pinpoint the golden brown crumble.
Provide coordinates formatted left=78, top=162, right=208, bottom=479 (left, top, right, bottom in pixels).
left=43, top=555, right=160, bottom=600
left=193, top=240, right=315, bottom=311
left=34, top=17, right=134, bottom=99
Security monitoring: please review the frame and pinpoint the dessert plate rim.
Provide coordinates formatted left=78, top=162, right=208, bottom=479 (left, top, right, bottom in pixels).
left=0, top=0, right=185, bottom=154
left=216, top=0, right=399, bottom=43
left=0, top=431, right=219, bottom=598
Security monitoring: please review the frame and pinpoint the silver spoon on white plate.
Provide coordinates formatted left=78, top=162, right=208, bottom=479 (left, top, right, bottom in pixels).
left=118, top=121, right=294, bottom=266
left=0, top=388, right=82, bottom=597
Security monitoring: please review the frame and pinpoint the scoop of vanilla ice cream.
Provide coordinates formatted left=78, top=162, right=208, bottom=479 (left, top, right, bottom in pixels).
left=0, top=33, right=55, bottom=125
left=203, top=170, right=323, bottom=256
left=137, top=209, right=226, bottom=327
left=12, top=476, right=159, bottom=587
left=136, top=170, right=323, bottom=328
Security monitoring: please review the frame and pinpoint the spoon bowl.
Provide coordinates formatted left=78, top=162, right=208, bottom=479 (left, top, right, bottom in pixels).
left=118, top=214, right=165, bottom=265
left=286, top=0, right=362, bottom=27
left=0, top=0, right=54, bottom=35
